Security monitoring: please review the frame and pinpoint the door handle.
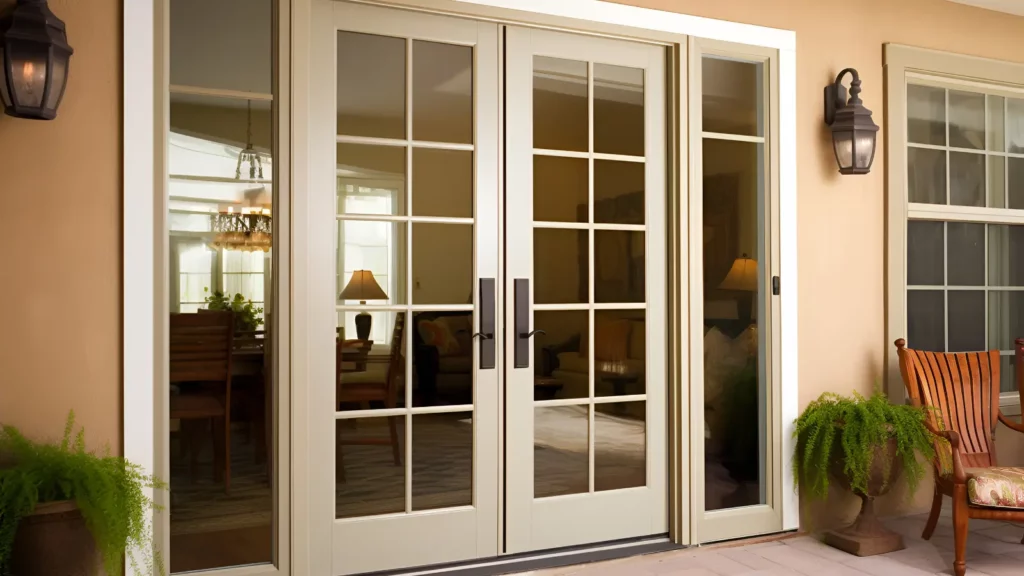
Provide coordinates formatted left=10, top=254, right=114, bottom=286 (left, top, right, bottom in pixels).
left=520, top=329, right=546, bottom=339
left=515, top=279, right=532, bottom=369
left=478, top=278, right=496, bottom=370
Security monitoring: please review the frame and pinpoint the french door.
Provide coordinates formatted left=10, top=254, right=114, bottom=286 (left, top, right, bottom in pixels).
left=313, top=2, right=667, bottom=574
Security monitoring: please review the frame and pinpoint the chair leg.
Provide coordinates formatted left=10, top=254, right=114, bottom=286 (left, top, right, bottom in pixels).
left=923, top=486, right=943, bottom=540
left=388, top=416, right=402, bottom=466
left=952, top=484, right=968, bottom=576
left=223, top=414, right=232, bottom=495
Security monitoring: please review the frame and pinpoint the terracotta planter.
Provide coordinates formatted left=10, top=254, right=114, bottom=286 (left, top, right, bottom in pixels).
left=10, top=501, right=103, bottom=576
left=823, top=437, right=906, bottom=556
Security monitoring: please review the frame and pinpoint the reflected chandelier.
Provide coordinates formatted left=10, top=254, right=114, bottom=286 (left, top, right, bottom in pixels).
left=210, top=208, right=272, bottom=252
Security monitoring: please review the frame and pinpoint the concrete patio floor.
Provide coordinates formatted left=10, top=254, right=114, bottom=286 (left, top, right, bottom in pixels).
left=521, top=510, right=1024, bottom=575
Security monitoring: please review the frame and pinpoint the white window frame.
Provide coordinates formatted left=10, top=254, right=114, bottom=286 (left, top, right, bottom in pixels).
left=886, top=44, right=1024, bottom=415
left=126, top=0, right=796, bottom=573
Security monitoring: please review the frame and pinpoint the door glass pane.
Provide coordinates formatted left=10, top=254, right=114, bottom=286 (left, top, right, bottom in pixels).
left=411, top=412, right=473, bottom=510
left=337, top=220, right=407, bottom=307
left=947, top=222, right=984, bottom=286
left=533, top=56, right=587, bottom=152
left=948, top=291, right=985, bottom=352
left=988, top=95, right=1005, bottom=152
left=1009, top=98, right=1024, bottom=154
left=949, top=90, right=985, bottom=150
left=908, top=84, right=946, bottom=146
left=949, top=152, right=984, bottom=207
left=989, top=292, right=1024, bottom=354
left=336, top=417, right=407, bottom=518
left=337, top=311, right=406, bottom=411
left=594, top=310, right=645, bottom=396
left=702, top=57, right=762, bottom=137
left=412, top=148, right=472, bottom=218
left=1010, top=158, right=1024, bottom=209
left=907, top=290, right=945, bottom=352
left=337, top=31, right=405, bottom=139
left=413, top=40, right=472, bottom=144
left=534, top=228, right=588, bottom=304
left=534, top=310, right=589, bottom=400
left=908, top=148, right=946, bottom=204
left=337, top=143, right=406, bottom=216
left=534, top=155, right=587, bottom=223
left=412, top=311, right=474, bottom=408
left=701, top=132, right=765, bottom=511
left=990, top=155, right=1006, bottom=208
left=1000, top=356, right=1017, bottom=394
left=595, top=401, right=646, bottom=491
left=594, top=160, right=645, bottom=225
left=987, top=224, right=1024, bottom=287
left=594, top=230, right=644, bottom=303
left=534, top=405, right=589, bottom=498
left=594, top=63, right=644, bottom=156
left=411, top=223, right=473, bottom=305
left=907, top=220, right=944, bottom=286
left=169, top=7, right=275, bottom=568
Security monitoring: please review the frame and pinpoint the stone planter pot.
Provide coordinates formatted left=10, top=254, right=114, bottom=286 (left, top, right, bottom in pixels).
left=10, top=500, right=103, bottom=576
left=824, top=436, right=906, bottom=556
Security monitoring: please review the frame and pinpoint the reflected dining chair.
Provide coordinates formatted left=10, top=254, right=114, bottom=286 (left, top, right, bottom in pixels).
left=336, top=313, right=406, bottom=481
left=895, top=338, right=1024, bottom=576
left=170, top=311, right=234, bottom=493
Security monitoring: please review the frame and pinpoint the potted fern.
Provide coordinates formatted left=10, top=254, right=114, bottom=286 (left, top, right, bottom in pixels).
left=204, top=288, right=264, bottom=333
left=0, top=412, right=165, bottom=575
left=793, top=390, right=939, bottom=556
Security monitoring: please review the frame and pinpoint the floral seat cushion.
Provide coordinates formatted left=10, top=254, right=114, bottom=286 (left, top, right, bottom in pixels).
left=967, top=467, right=1024, bottom=509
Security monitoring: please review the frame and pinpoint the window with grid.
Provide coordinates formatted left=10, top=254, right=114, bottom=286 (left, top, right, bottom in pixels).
left=904, top=79, right=1024, bottom=393
left=337, top=183, right=398, bottom=344
left=223, top=249, right=266, bottom=319
left=179, top=243, right=214, bottom=313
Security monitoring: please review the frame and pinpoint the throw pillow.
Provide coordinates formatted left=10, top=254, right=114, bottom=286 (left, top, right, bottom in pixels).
left=417, top=319, right=460, bottom=356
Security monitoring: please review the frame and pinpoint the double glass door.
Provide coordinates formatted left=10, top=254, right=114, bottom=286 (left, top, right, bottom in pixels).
left=320, top=2, right=666, bottom=574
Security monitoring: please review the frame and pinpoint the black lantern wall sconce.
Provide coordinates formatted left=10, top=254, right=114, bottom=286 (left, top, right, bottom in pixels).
left=0, top=0, right=73, bottom=120
left=824, top=68, right=878, bottom=175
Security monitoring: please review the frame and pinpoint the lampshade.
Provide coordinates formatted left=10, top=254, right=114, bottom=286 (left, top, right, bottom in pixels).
left=340, top=270, right=388, bottom=301
left=719, top=255, right=757, bottom=292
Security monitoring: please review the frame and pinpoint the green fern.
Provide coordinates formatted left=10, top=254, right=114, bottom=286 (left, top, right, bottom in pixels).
left=793, top=390, right=939, bottom=501
left=0, top=412, right=166, bottom=576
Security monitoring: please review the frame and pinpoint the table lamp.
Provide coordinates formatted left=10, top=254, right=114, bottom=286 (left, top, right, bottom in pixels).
left=718, top=254, right=757, bottom=322
left=340, top=270, right=388, bottom=340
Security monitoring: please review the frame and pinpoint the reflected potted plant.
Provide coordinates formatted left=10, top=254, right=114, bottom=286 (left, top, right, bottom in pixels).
left=203, top=288, right=264, bottom=333
left=0, top=412, right=165, bottom=576
left=793, top=390, right=941, bottom=556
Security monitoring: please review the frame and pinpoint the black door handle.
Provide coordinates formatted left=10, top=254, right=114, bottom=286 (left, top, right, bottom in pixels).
left=515, top=279, right=532, bottom=368
left=479, top=278, right=495, bottom=369
left=519, top=329, right=546, bottom=339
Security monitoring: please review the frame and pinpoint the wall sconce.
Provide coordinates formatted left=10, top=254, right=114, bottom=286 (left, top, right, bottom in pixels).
left=824, top=68, right=878, bottom=175
left=0, top=0, right=73, bottom=120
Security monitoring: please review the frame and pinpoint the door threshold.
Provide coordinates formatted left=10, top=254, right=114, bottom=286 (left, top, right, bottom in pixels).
left=362, top=536, right=682, bottom=576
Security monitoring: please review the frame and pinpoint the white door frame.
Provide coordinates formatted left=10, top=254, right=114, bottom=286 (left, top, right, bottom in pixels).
left=123, top=1, right=797, bottom=574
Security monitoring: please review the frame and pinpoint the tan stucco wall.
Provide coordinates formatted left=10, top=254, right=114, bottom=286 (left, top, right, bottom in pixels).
left=0, top=0, right=121, bottom=450
left=611, top=0, right=1024, bottom=525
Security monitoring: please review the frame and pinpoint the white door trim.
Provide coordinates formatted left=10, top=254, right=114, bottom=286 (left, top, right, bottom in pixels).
left=124, top=0, right=797, bottom=573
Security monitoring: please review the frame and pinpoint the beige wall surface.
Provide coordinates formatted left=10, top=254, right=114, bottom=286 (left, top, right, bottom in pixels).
left=611, top=0, right=1024, bottom=524
left=0, top=0, right=121, bottom=450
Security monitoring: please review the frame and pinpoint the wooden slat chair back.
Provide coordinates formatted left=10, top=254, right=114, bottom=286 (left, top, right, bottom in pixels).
left=170, top=312, right=235, bottom=385
left=895, top=338, right=1024, bottom=576
left=896, top=341, right=1000, bottom=469
left=170, top=311, right=234, bottom=492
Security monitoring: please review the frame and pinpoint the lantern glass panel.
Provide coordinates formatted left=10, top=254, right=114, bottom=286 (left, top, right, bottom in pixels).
left=0, top=47, right=10, bottom=108
left=7, top=41, right=48, bottom=109
left=854, top=131, right=877, bottom=170
left=833, top=129, right=854, bottom=170
left=45, top=50, right=68, bottom=111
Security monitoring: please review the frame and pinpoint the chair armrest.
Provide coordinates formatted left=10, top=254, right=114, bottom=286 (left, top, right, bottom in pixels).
left=926, top=421, right=965, bottom=484
left=998, top=411, right=1024, bottom=435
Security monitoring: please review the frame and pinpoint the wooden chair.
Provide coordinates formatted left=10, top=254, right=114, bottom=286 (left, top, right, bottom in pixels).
left=895, top=338, right=1024, bottom=576
left=170, top=311, right=234, bottom=493
left=336, top=313, right=405, bottom=481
